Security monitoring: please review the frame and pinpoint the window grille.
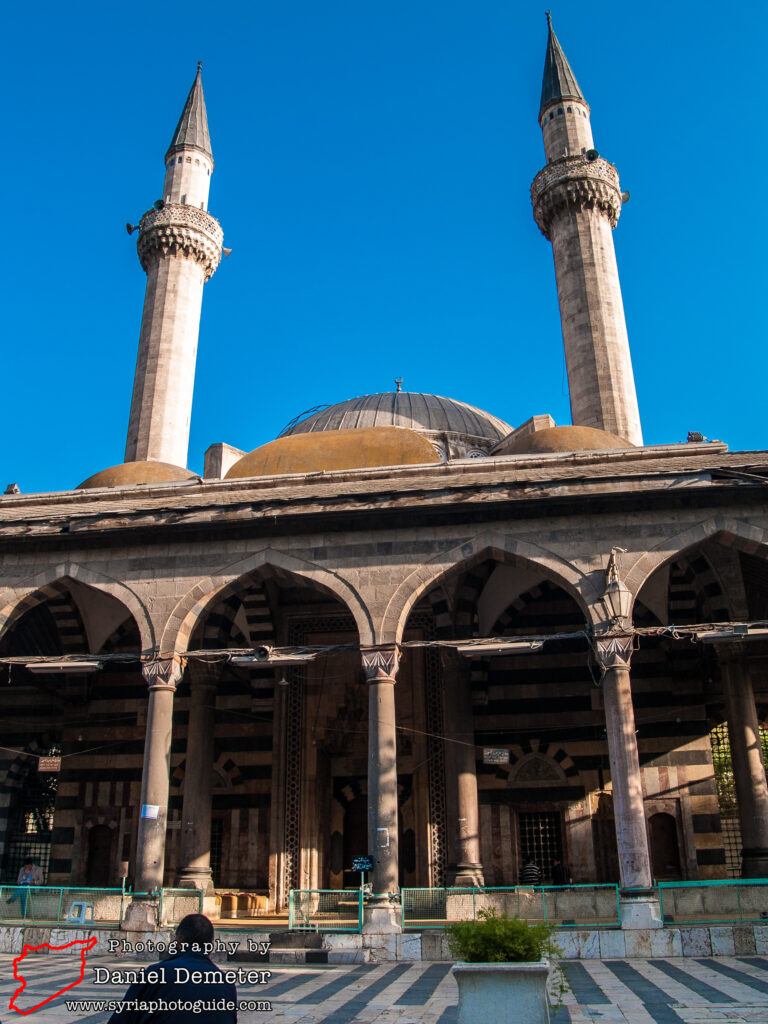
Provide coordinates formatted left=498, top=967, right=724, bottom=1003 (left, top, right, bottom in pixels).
left=2, top=749, right=58, bottom=884
left=711, top=722, right=768, bottom=878
left=517, top=811, right=563, bottom=882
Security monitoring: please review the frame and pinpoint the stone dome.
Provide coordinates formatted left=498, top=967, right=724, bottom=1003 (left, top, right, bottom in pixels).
left=77, top=461, right=198, bottom=489
left=226, top=426, right=441, bottom=479
left=496, top=425, right=632, bottom=456
left=283, top=392, right=513, bottom=459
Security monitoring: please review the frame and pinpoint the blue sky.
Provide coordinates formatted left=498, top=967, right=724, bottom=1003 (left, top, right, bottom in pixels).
left=3, top=0, right=766, bottom=494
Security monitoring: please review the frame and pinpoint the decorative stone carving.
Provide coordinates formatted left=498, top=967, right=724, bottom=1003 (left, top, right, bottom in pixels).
left=138, top=203, right=224, bottom=280
left=592, top=635, right=633, bottom=671
left=362, top=646, right=400, bottom=682
left=141, top=656, right=184, bottom=690
left=531, top=155, right=622, bottom=239
left=513, top=754, right=563, bottom=784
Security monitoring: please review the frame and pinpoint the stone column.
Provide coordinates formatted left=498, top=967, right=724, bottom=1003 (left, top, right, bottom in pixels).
left=123, top=657, right=183, bottom=931
left=175, top=664, right=217, bottom=891
left=361, top=646, right=400, bottom=933
left=594, top=636, right=661, bottom=928
left=720, top=647, right=768, bottom=878
left=442, top=651, right=484, bottom=886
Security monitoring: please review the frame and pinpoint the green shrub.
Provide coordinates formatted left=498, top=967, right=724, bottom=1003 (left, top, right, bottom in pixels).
left=445, top=909, right=561, bottom=963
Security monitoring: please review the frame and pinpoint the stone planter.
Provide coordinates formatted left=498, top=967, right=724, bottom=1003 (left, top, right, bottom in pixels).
left=451, top=961, right=552, bottom=1024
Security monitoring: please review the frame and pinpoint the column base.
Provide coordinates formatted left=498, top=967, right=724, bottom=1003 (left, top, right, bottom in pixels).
left=449, top=863, right=485, bottom=887
left=122, top=897, right=159, bottom=931
left=174, top=866, right=214, bottom=893
left=619, top=895, right=663, bottom=930
left=362, top=898, right=401, bottom=934
left=742, top=848, right=768, bottom=878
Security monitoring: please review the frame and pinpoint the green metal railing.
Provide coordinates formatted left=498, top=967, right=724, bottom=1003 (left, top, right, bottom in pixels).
left=0, top=886, right=203, bottom=928
left=400, top=885, right=622, bottom=930
left=658, top=879, right=768, bottom=925
left=289, top=889, right=364, bottom=932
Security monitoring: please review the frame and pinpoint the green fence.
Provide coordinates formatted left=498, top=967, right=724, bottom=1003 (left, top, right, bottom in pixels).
left=289, top=889, right=363, bottom=931
left=0, top=886, right=203, bottom=928
left=658, top=879, right=768, bottom=925
left=400, top=885, right=622, bottom=930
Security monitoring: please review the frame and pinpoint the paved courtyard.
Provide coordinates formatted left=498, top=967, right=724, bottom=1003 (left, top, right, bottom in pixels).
left=2, top=954, right=768, bottom=1022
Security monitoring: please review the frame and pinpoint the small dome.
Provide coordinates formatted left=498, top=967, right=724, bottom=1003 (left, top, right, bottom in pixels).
left=497, top=425, right=632, bottom=456
left=77, top=461, right=197, bottom=490
left=226, top=426, right=441, bottom=479
left=284, top=392, right=512, bottom=448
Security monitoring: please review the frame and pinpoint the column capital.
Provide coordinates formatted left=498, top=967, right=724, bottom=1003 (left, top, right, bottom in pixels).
left=592, top=634, right=634, bottom=671
left=361, top=645, right=400, bottom=683
left=142, top=656, right=185, bottom=692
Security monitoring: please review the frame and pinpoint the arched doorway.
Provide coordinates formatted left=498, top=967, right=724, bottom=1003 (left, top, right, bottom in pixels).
left=649, top=813, right=681, bottom=880
left=342, top=796, right=367, bottom=888
left=0, top=580, right=143, bottom=886
left=86, top=825, right=114, bottom=886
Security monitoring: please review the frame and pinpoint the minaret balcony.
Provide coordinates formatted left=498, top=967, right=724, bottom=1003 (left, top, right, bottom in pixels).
left=531, top=154, right=622, bottom=240
left=137, top=203, right=224, bottom=279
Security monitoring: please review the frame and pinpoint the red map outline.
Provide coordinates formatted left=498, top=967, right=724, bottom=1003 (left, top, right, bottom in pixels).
left=10, top=935, right=97, bottom=1015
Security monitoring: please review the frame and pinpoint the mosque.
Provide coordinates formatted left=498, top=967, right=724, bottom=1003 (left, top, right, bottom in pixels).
left=2, top=19, right=768, bottom=929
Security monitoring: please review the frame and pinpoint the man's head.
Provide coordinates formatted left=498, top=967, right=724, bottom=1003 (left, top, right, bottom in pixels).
left=175, top=913, right=214, bottom=952
left=23, top=859, right=34, bottom=868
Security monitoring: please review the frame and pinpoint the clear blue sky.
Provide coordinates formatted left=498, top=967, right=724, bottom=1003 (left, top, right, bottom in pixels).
left=3, top=0, right=766, bottom=494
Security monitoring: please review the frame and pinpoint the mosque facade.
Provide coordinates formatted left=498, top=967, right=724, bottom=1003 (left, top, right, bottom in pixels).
left=2, top=21, right=768, bottom=929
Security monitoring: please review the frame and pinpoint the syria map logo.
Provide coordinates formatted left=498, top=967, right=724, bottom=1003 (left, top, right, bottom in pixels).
left=9, top=935, right=96, bottom=1015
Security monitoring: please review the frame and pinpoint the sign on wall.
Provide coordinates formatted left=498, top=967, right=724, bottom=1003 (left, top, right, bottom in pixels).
left=483, top=748, right=510, bottom=765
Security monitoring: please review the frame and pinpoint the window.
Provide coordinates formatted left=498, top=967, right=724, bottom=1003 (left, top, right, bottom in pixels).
left=177, top=156, right=182, bottom=164
left=518, top=811, right=562, bottom=882
left=1, top=750, right=59, bottom=883
left=711, top=722, right=768, bottom=877
left=558, top=107, right=563, bottom=115
left=567, top=106, right=572, bottom=113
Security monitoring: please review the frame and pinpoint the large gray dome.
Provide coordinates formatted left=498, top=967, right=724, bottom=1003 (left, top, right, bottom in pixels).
left=283, top=392, right=513, bottom=459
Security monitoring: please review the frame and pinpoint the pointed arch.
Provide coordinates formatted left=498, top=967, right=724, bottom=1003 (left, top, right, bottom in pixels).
left=379, top=530, right=594, bottom=645
left=625, top=517, right=768, bottom=613
left=0, top=564, right=153, bottom=651
left=160, top=547, right=373, bottom=654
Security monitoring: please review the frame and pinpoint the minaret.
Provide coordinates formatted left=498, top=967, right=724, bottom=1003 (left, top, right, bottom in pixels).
left=125, top=63, right=223, bottom=467
left=531, top=16, right=642, bottom=446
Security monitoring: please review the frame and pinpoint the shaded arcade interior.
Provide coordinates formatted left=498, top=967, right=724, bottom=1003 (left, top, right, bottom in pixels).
left=1, top=534, right=768, bottom=908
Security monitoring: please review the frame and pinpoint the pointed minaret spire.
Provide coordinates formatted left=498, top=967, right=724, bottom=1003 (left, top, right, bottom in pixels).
left=540, top=13, right=585, bottom=115
left=531, top=18, right=643, bottom=446
left=125, top=66, right=224, bottom=469
left=167, top=61, right=212, bottom=162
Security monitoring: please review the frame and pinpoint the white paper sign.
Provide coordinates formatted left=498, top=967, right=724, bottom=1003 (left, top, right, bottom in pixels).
left=141, top=804, right=160, bottom=819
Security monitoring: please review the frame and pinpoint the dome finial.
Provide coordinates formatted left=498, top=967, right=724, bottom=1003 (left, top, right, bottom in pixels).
left=395, top=377, right=403, bottom=392
left=197, top=60, right=203, bottom=73
left=546, top=10, right=552, bottom=29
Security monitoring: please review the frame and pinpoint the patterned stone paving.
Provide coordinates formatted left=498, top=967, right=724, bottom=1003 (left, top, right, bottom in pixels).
left=2, top=954, right=768, bottom=1022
